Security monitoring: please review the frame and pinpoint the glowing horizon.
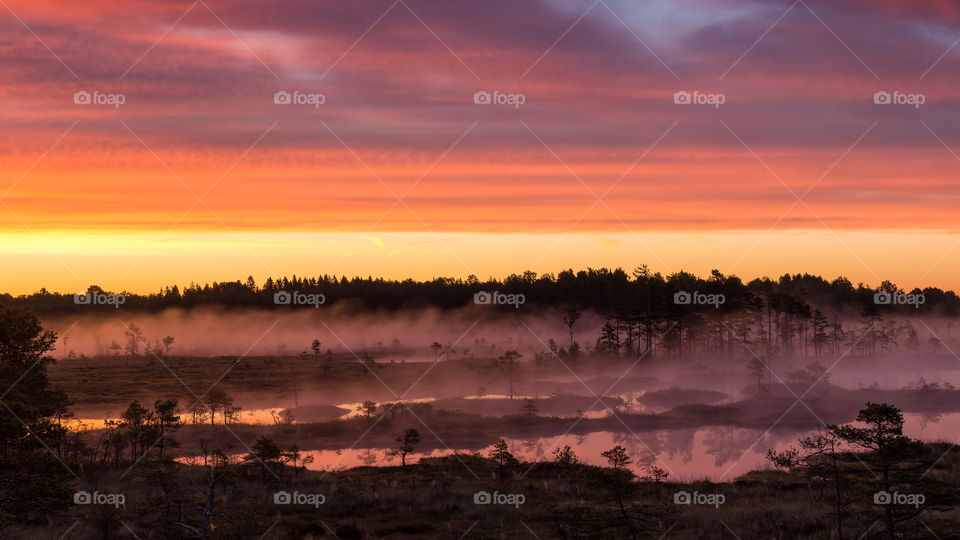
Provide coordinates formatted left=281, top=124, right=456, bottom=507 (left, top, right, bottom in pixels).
left=2, top=0, right=959, bottom=295
left=1, top=230, right=958, bottom=296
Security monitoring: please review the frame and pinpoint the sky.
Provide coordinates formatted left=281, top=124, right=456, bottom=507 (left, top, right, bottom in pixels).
left=1, top=0, right=960, bottom=294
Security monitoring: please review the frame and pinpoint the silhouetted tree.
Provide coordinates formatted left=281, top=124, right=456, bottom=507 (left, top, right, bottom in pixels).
left=562, top=307, right=581, bottom=347
left=601, top=445, right=632, bottom=469
left=357, top=400, right=378, bottom=419
left=489, top=439, right=517, bottom=479
left=831, top=403, right=926, bottom=539
left=769, top=426, right=847, bottom=540
left=552, top=444, right=579, bottom=466
left=392, top=428, right=420, bottom=469
left=162, top=335, right=175, bottom=356
left=521, top=399, right=539, bottom=416
left=153, top=398, right=181, bottom=458
left=0, top=307, right=74, bottom=523
left=499, top=350, right=521, bottom=399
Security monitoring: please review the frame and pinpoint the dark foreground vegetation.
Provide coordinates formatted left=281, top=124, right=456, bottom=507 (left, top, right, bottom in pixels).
left=2, top=304, right=960, bottom=538
left=6, top=412, right=960, bottom=539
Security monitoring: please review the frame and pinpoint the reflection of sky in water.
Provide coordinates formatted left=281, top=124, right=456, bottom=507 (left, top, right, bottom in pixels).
left=201, top=412, right=960, bottom=482
left=74, top=388, right=960, bottom=482
left=71, top=407, right=291, bottom=429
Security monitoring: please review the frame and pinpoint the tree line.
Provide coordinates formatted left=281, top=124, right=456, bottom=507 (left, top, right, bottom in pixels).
left=2, top=267, right=957, bottom=318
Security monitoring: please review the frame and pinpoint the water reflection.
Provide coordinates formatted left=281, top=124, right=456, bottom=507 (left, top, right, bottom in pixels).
left=226, top=412, right=958, bottom=481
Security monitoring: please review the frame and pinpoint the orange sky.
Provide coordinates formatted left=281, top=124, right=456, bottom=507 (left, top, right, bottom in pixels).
left=1, top=0, right=959, bottom=293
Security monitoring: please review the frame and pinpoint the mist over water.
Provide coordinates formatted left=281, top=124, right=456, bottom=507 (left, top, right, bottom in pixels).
left=46, top=305, right=960, bottom=483
left=44, top=305, right=605, bottom=358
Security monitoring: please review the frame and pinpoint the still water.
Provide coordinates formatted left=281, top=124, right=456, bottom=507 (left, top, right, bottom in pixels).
left=229, top=412, right=957, bottom=482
